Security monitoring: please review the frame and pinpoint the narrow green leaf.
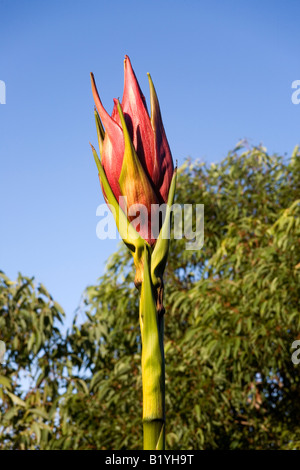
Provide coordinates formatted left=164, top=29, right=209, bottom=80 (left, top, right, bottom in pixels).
left=151, top=170, right=177, bottom=286
left=7, top=391, right=26, bottom=407
left=0, top=375, right=11, bottom=389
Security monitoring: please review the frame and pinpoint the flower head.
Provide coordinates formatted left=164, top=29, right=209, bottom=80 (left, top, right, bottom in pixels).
left=91, top=56, right=174, bottom=245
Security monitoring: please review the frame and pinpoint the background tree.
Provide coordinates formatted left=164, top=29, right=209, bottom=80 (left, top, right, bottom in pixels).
left=1, top=143, right=300, bottom=449
left=0, top=272, right=65, bottom=449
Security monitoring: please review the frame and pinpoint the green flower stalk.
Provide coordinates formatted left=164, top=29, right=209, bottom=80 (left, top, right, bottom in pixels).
left=90, top=56, right=176, bottom=450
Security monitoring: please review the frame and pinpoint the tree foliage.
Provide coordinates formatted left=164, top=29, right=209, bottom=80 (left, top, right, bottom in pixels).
left=1, top=143, right=300, bottom=449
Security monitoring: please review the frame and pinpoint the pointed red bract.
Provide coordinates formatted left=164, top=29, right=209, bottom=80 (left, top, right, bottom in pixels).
left=121, top=56, right=155, bottom=184
left=91, top=73, right=124, bottom=202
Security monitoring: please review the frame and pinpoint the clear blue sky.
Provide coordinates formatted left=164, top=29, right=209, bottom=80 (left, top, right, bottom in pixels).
left=1, top=0, right=299, bottom=329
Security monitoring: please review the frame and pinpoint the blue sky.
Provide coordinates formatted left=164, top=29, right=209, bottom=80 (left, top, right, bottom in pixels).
left=0, top=0, right=299, bottom=329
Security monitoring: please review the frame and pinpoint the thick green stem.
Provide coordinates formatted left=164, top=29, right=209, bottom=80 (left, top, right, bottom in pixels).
left=143, top=420, right=164, bottom=450
left=139, top=246, right=165, bottom=450
left=143, top=315, right=165, bottom=450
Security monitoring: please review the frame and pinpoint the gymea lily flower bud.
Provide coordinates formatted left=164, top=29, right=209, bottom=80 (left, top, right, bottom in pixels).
left=90, top=56, right=174, bottom=246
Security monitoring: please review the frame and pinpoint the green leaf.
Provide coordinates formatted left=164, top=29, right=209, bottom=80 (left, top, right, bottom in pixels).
left=151, top=169, right=177, bottom=286
left=7, top=391, right=26, bottom=407
left=0, top=375, right=11, bottom=389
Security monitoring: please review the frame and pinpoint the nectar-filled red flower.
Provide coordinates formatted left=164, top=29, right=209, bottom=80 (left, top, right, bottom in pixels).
left=91, top=55, right=174, bottom=245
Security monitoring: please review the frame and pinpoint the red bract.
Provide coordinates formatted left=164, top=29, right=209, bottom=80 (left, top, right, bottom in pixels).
left=91, top=55, right=174, bottom=245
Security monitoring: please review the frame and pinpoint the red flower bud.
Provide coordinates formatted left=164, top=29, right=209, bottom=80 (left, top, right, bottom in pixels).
left=91, top=56, right=174, bottom=245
